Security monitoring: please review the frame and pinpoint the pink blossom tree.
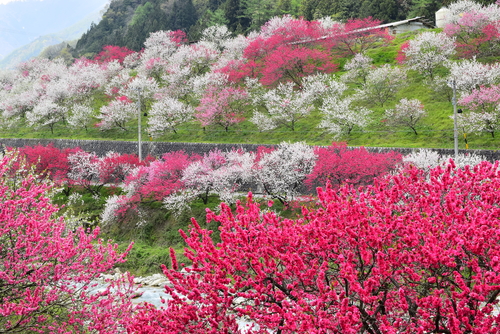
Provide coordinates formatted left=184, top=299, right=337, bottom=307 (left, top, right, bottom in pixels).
left=100, top=151, right=193, bottom=227
left=444, top=0, right=500, bottom=58
left=9, top=143, right=80, bottom=184
left=458, top=84, right=500, bottom=137
left=94, top=45, right=135, bottom=64
left=165, top=148, right=255, bottom=208
left=220, top=16, right=337, bottom=88
left=0, top=152, right=135, bottom=333
left=130, top=160, right=500, bottom=333
left=327, top=17, right=394, bottom=56
left=195, top=85, right=248, bottom=131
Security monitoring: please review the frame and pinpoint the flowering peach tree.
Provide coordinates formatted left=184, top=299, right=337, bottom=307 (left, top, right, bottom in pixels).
left=0, top=152, right=135, bottom=333
left=130, top=160, right=500, bottom=333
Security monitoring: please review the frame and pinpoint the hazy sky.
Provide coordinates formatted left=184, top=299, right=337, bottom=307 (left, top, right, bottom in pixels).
left=0, top=0, right=42, bottom=4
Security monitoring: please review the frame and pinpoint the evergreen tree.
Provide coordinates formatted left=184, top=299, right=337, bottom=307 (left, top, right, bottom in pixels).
left=300, top=0, right=321, bottom=20
left=224, top=0, right=250, bottom=32
left=241, top=0, right=276, bottom=32
left=359, top=0, right=402, bottom=23
left=409, top=0, right=444, bottom=21
left=275, top=0, right=293, bottom=15
left=332, top=0, right=362, bottom=20
left=170, top=0, right=198, bottom=32
left=313, top=0, right=341, bottom=19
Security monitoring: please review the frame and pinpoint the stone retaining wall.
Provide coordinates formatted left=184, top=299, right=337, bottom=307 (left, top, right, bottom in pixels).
left=0, top=138, right=499, bottom=161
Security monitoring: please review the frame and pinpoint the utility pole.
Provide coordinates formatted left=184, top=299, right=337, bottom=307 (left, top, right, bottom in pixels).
left=450, top=79, right=459, bottom=160
left=136, top=87, right=142, bottom=161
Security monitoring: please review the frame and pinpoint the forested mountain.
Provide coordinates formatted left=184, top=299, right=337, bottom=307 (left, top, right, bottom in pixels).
left=0, top=0, right=107, bottom=60
left=75, top=0, right=197, bottom=56
left=75, top=0, right=499, bottom=57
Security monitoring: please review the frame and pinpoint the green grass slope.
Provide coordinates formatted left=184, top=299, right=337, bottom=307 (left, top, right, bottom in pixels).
left=1, top=29, right=498, bottom=150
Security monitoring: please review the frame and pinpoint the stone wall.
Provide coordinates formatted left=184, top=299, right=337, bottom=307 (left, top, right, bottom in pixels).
left=0, top=138, right=499, bottom=162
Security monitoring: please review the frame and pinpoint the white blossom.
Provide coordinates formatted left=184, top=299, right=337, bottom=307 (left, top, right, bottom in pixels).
left=147, top=97, right=194, bottom=137
left=342, top=53, right=373, bottom=84
left=385, top=98, right=427, bottom=135
left=97, top=98, right=136, bottom=130
left=67, top=103, right=94, bottom=130
left=445, top=57, right=500, bottom=94
left=319, top=96, right=372, bottom=138
left=26, top=98, right=67, bottom=131
left=252, top=141, right=316, bottom=204
left=402, top=31, right=455, bottom=79
left=355, top=64, right=407, bottom=107
left=250, top=81, right=315, bottom=131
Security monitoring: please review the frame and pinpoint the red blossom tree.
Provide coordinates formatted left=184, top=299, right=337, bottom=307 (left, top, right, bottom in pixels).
left=123, top=150, right=197, bottom=203
left=129, top=160, right=500, bottom=333
left=220, top=17, right=338, bottom=88
left=98, top=152, right=152, bottom=186
left=0, top=153, right=135, bottom=333
left=94, top=45, right=135, bottom=64
left=305, top=142, right=402, bottom=189
left=446, top=14, right=499, bottom=58
left=327, top=17, right=394, bottom=57
left=7, top=143, right=82, bottom=184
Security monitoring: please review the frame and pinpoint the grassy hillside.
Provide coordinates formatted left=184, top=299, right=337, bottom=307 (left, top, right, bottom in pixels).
left=1, top=30, right=497, bottom=151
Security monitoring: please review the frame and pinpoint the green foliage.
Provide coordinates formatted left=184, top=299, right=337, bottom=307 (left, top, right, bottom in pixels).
left=130, top=2, right=155, bottom=26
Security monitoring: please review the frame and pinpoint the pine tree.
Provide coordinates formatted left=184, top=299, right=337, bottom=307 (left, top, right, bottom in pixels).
left=299, top=0, right=321, bottom=20
left=224, top=0, right=250, bottom=32
left=170, top=0, right=198, bottom=32
left=359, top=0, right=401, bottom=23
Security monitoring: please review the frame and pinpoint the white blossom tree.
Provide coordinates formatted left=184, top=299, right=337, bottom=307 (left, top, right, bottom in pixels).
left=403, top=148, right=486, bottom=170
left=67, top=103, right=94, bottom=131
left=318, top=96, right=373, bottom=138
left=401, top=31, right=455, bottom=79
left=137, top=30, right=185, bottom=78
left=251, top=141, right=316, bottom=204
left=200, top=25, right=232, bottom=51
left=355, top=64, right=407, bottom=107
left=342, top=53, right=373, bottom=84
left=96, top=96, right=136, bottom=131
left=454, top=111, right=500, bottom=138
left=445, top=57, right=500, bottom=94
left=250, top=81, right=314, bottom=131
left=385, top=98, right=427, bottom=135
left=147, top=97, right=195, bottom=136
left=446, top=0, right=500, bottom=24
left=26, top=98, right=68, bottom=133
left=164, top=149, right=255, bottom=209
left=67, top=150, right=100, bottom=193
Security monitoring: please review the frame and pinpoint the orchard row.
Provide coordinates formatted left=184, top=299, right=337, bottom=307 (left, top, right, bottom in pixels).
left=5, top=141, right=486, bottom=228
left=2, top=143, right=500, bottom=333
left=2, top=1, right=500, bottom=140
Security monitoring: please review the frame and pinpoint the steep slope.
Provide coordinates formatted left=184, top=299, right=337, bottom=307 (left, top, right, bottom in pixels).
left=74, top=0, right=454, bottom=57
left=75, top=0, right=197, bottom=55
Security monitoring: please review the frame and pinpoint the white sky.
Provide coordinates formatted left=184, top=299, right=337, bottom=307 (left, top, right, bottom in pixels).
left=0, top=0, right=22, bottom=4
left=0, top=0, right=42, bottom=5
